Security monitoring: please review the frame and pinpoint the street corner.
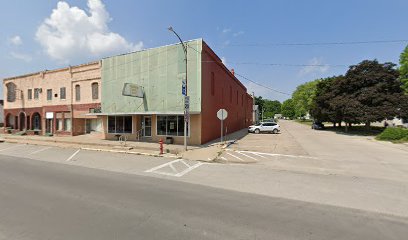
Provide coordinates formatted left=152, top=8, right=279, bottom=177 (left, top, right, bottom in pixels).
left=180, top=144, right=224, bottom=162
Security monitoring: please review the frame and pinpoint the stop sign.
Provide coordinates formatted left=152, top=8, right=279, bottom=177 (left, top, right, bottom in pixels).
left=217, top=109, right=228, bottom=120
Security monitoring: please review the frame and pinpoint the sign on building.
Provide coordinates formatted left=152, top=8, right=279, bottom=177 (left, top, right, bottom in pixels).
left=122, top=83, right=144, bottom=98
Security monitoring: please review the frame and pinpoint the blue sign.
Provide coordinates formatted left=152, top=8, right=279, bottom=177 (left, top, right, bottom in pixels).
left=182, top=79, right=186, bottom=96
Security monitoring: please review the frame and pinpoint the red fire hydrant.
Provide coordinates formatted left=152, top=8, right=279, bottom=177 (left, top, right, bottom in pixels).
left=159, top=139, right=164, bottom=155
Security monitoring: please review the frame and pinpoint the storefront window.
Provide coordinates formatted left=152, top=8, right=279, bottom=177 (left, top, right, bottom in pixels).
left=108, top=116, right=132, bottom=134
left=57, top=119, right=63, bottom=131
left=64, top=119, right=71, bottom=131
left=157, top=115, right=188, bottom=136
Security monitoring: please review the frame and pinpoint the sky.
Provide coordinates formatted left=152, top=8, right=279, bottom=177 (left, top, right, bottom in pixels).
left=1, top=0, right=408, bottom=102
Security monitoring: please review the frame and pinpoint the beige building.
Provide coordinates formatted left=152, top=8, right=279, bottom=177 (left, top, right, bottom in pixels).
left=3, top=61, right=102, bottom=136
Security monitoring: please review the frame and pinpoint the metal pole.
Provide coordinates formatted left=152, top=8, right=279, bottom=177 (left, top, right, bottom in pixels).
left=221, top=118, right=223, bottom=144
left=168, top=26, right=188, bottom=151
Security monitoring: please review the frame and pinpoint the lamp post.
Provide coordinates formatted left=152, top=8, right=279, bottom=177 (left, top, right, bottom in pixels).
left=168, top=26, right=188, bottom=151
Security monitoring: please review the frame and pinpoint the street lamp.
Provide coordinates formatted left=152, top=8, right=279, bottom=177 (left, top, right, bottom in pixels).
left=168, top=26, right=188, bottom=151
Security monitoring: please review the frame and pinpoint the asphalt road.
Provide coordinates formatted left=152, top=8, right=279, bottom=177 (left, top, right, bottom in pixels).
left=1, top=155, right=407, bottom=240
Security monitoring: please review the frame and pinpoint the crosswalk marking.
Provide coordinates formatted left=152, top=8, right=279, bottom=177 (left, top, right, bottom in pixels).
left=236, top=151, right=258, bottom=161
left=226, top=152, right=244, bottom=161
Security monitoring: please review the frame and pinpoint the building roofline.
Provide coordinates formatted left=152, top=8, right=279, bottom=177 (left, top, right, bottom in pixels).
left=102, top=38, right=203, bottom=60
left=3, top=60, right=100, bottom=81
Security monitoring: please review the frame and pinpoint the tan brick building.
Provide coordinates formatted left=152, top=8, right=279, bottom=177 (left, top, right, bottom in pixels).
left=3, top=61, right=101, bottom=136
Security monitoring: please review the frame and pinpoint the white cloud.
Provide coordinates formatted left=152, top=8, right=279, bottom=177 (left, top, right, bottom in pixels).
left=299, top=57, right=329, bottom=76
left=222, top=28, right=231, bottom=33
left=233, top=31, right=244, bottom=37
left=10, top=52, right=32, bottom=62
left=9, top=36, right=23, bottom=46
left=36, top=0, right=143, bottom=62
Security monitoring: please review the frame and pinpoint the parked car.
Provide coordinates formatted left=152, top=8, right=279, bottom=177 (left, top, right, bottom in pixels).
left=248, top=122, right=280, bottom=134
left=311, top=121, right=325, bottom=130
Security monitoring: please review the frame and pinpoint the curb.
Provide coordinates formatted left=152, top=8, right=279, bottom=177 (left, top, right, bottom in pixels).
left=81, top=147, right=178, bottom=158
left=1, top=139, right=178, bottom=159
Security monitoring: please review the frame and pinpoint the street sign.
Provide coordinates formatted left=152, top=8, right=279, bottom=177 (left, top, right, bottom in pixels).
left=184, top=96, right=190, bottom=109
left=217, top=109, right=228, bottom=120
left=182, top=79, right=186, bottom=96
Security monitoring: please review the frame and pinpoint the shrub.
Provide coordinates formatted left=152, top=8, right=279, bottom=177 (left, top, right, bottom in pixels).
left=376, top=127, right=408, bottom=141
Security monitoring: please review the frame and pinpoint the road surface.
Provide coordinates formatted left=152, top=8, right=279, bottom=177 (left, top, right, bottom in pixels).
left=1, top=155, right=407, bottom=240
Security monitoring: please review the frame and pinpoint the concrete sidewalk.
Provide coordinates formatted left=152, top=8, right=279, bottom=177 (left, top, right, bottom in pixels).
left=0, top=134, right=184, bottom=158
left=0, top=128, right=249, bottom=162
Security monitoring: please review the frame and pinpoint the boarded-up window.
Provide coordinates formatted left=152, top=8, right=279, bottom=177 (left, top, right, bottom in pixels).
left=75, top=85, right=80, bottom=101
left=6, top=83, right=16, bottom=102
left=60, top=87, right=66, bottom=100
left=211, top=72, right=215, bottom=96
left=92, top=82, right=99, bottom=100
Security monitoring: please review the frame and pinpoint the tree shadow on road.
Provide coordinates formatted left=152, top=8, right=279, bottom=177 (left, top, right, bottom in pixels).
left=321, top=126, right=385, bottom=137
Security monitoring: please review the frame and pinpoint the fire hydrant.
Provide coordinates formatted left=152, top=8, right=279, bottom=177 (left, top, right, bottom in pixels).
left=159, top=138, right=164, bottom=155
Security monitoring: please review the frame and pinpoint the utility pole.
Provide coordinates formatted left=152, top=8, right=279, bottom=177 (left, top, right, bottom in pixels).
left=168, top=26, right=188, bottom=151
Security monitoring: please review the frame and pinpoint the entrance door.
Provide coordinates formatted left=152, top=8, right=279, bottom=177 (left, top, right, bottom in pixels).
left=142, top=116, right=152, bottom=137
left=46, top=119, right=53, bottom=134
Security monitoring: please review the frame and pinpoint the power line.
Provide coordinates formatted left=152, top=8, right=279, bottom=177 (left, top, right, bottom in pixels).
left=234, top=72, right=291, bottom=96
left=226, top=39, right=408, bottom=47
left=201, top=60, right=347, bottom=67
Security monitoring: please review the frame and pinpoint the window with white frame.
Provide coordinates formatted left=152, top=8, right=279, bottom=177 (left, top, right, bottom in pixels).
left=157, top=115, right=188, bottom=136
left=108, top=116, right=132, bottom=134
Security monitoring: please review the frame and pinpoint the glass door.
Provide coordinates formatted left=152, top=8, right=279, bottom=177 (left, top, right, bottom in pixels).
left=142, top=116, right=152, bottom=137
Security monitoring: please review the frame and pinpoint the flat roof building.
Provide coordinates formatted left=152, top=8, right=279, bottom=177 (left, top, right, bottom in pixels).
left=97, top=39, right=253, bottom=145
left=2, top=39, right=253, bottom=145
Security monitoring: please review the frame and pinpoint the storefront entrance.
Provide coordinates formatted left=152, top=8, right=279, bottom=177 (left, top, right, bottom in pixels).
left=142, top=116, right=152, bottom=137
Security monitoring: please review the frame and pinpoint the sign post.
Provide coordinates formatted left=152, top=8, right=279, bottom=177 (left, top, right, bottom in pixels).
left=217, top=109, right=228, bottom=144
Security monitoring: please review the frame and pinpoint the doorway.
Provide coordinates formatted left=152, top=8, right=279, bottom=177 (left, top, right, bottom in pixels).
left=46, top=119, right=53, bottom=134
left=142, top=116, right=152, bottom=137
left=19, top=112, right=26, bottom=131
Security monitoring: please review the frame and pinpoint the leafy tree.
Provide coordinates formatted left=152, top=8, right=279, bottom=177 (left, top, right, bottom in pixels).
left=343, top=60, right=405, bottom=128
left=399, top=45, right=408, bottom=94
left=263, top=99, right=281, bottom=119
left=310, top=76, right=343, bottom=125
left=281, top=99, right=296, bottom=119
left=292, top=80, right=319, bottom=117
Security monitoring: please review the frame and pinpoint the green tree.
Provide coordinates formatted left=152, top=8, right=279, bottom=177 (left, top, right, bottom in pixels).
left=263, top=99, right=281, bottom=119
left=292, top=80, right=319, bottom=118
left=338, top=60, right=407, bottom=129
left=310, top=76, right=343, bottom=125
left=399, top=45, right=408, bottom=94
left=281, top=99, right=296, bottom=119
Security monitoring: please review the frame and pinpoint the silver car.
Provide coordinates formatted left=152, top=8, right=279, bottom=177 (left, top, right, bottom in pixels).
left=248, top=122, right=280, bottom=134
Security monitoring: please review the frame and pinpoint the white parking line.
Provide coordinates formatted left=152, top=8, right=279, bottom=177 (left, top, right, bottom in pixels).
left=175, top=162, right=205, bottom=177
left=144, top=159, right=181, bottom=173
left=238, top=150, right=317, bottom=159
left=226, top=152, right=244, bottom=161
left=0, top=144, right=22, bottom=152
left=236, top=151, right=258, bottom=161
left=145, top=159, right=205, bottom=177
left=66, top=149, right=81, bottom=161
left=28, top=147, right=52, bottom=155
left=251, top=152, right=267, bottom=159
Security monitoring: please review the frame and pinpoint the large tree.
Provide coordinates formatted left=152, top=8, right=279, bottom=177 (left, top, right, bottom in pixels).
left=292, top=80, right=319, bottom=118
left=281, top=99, right=296, bottom=119
left=400, top=45, right=408, bottom=94
left=341, top=60, right=405, bottom=128
left=263, top=99, right=281, bottom=119
left=310, top=76, right=343, bottom=125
